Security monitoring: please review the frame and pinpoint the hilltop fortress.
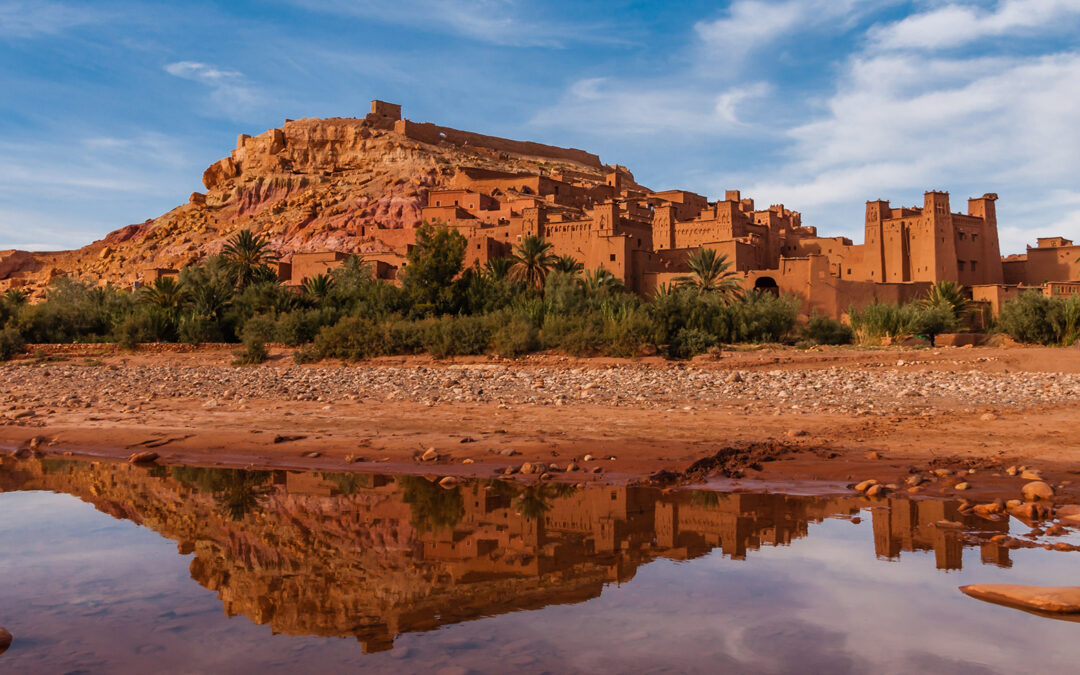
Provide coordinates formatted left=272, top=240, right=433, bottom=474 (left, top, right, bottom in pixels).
left=2, top=100, right=1078, bottom=316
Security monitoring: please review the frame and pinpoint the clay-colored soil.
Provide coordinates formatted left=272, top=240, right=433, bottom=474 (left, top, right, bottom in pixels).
left=3, top=344, right=1079, bottom=505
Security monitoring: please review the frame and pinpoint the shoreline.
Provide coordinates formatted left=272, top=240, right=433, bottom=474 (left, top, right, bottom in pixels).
left=3, top=343, right=1079, bottom=507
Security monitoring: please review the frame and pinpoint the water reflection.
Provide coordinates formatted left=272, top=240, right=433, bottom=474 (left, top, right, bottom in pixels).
left=0, top=457, right=1026, bottom=654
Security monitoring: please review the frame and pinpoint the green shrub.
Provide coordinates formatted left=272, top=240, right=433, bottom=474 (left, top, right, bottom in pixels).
left=113, top=307, right=177, bottom=348
left=913, top=304, right=958, bottom=346
left=801, top=313, right=853, bottom=345
left=179, top=316, right=226, bottom=345
left=669, top=327, right=716, bottom=358
left=998, top=291, right=1080, bottom=345
left=0, top=326, right=25, bottom=361
left=421, top=315, right=492, bottom=358
left=849, top=302, right=920, bottom=345
left=310, top=317, right=384, bottom=360
left=600, top=309, right=661, bottom=357
left=724, top=292, right=799, bottom=343
left=493, top=315, right=539, bottom=357
left=233, top=335, right=268, bottom=365
left=540, top=314, right=604, bottom=355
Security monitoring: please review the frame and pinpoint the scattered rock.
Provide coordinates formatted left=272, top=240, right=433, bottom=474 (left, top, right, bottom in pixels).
left=786, top=429, right=808, bottom=438
left=934, top=520, right=964, bottom=529
left=1020, top=469, right=1043, bottom=480
left=960, top=585, right=1080, bottom=614
left=302, top=451, right=321, bottom=458
left=954, top=482, right=970, bottom=490
left=272, top=435, right=306, bottom=444
left=906, top=474, right=926, bottom=487
left=499, top=448, right=519, bottom=457
left=583, top=454, right=595, bottom=462
left=566, top=461, right=579, bottom=472
left=0, top=627, right=11, bottom=654
left=1022, top=481, right=1054, bottom=502
left=1005, top=465, right=1019, bottom=476
left=128, top=451, right=159, bottom=464
left=726, top=371, right=743, bottom=383
left=438, top=476, right=458, bottom=489
left=979, top=412, right=997, bottom=421
left=866, top=484, right=886, bottom=497
left=932, top=469, right=953, bottom=478
left=461, top=458, right=475, bottom=464
left=854, top=479, right=879, bottom=493
left=421, top=447, right=439, bottom=462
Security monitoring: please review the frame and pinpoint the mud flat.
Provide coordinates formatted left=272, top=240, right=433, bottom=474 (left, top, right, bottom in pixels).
left=2, top=344, right=1079, bottom=506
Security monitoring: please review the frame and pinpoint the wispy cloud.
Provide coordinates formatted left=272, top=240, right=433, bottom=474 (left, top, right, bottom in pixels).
left=870, top=0, right=1080, bottom=51
left=693, top=0, right=885, bottom=69
left=531, top=77, right=772, bottom=136
left=163, top=61, right=261, bottom=118
left=285, top=0, right=623, bottom=48
left=0, top=0, right=102, bottom=38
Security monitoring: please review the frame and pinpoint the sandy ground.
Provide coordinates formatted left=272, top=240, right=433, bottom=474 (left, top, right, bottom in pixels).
left=2, top=343, right=1079, bottom=504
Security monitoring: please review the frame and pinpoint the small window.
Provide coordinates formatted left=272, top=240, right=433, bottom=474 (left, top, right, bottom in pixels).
left=476, top=244, right=481, bottom=250
left=972, top=234, right=978, bottom=243
left=958, top=261, right=966, bottom=271
left=609, top=254, right=616, bottom=262
left=971, top=260, right=977, bottom=271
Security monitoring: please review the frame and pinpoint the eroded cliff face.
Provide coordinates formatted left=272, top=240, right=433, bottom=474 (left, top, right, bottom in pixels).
left=1, top=116, right=608, bottom=297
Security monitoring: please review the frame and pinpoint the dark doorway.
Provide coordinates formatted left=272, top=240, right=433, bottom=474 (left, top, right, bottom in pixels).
left=754, top=276, right=779, bottom=296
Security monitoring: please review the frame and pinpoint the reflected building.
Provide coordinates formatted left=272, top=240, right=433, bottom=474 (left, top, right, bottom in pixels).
left=0, top=457, right=1017, bottom=653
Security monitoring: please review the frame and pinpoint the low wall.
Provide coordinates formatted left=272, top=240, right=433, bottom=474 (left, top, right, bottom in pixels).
left=394, top=120, right=602, bottom=168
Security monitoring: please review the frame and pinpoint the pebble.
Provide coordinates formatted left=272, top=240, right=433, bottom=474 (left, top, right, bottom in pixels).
left=2, top=361, right=1077, bottom=415
left=421, top=448, right=439, bottom=462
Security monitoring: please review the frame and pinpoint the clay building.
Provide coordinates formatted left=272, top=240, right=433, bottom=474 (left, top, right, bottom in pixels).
left=256, top=102, right=1080, bottom=316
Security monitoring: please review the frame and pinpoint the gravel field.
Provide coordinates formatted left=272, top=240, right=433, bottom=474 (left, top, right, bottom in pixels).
left=4, top=359, right=1079, bottom=419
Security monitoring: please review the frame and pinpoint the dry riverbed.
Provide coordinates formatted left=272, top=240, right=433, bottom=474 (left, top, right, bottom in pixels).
left=2, top=343, right=1080, bottom=512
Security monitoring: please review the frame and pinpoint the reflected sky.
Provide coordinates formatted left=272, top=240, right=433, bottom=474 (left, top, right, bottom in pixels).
left=0, top=460, right=1077, bottom=674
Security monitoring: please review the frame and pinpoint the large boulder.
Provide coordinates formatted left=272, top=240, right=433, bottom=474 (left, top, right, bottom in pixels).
left=960, top=585, right=1080, bottom=615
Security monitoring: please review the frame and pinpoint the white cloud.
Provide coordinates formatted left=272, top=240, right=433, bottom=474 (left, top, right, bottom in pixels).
left=0, top=1, right=101, bottom=38
left=693, top=0, right=882, bottom=67
left=531, top=78, right=772, bottom=136
left=163, top=61, right=261, bottom=118
left=871, top=0, right=1080, bottom=51
left=286, top=0, right=621, bottom=48
left=736, top=50, right=1080, bottom=253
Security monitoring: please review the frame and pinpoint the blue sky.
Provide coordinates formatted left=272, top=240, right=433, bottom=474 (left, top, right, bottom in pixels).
left=2, top=0, right=1079, bottom=254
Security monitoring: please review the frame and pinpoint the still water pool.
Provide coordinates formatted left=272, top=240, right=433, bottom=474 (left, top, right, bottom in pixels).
left=0, top=457, right=1077, bottom=674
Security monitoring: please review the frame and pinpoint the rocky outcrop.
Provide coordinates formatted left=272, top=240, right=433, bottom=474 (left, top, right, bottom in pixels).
left=1, top=113, right=611, bottom=298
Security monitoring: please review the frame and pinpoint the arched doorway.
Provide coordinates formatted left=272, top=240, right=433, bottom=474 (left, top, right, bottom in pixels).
left=753, top=276, right=779, bottom=296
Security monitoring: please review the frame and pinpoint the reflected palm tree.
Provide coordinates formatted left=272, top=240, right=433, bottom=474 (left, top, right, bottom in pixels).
left=515, top=482, right=578, bottom=521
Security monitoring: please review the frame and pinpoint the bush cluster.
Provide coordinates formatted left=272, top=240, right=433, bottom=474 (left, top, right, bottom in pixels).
left=10, top=225, right=1074, bottom=361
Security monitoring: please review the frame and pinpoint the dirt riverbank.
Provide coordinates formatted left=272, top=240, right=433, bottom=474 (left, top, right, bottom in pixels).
left=2, top=344, right=1079, bottom=506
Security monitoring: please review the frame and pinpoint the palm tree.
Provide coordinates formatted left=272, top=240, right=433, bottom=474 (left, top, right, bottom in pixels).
left=303, top=273, right=334, bottom=301
left=189, top=280, right=232, bottom=322
left=651, top=282, right=677, bottom=300
left=921, top=280, right=971, bottom=317
left=222, top=230, right=279, bottom=288
left=140, top=276, right=190, bottom=310
left=483, top=256, right=515, bottom=281
left=674, top=248, right=743, bottom=303
left=509, top=235, right=556, bottom=290
left=552, top=255, right=584, bottom=276
left=582, top=268, right=624, bottom=294
left=3, top=289, right=27, bottom=307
